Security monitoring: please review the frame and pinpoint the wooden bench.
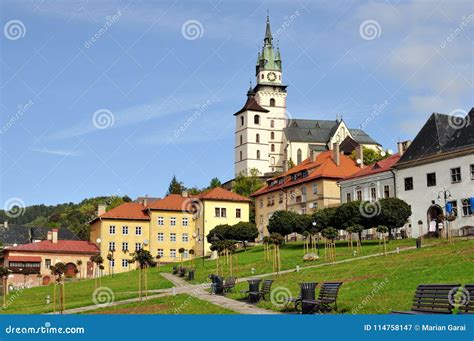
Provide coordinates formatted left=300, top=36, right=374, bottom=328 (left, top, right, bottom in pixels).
left=300, top=282, right=343, bottom=313
left=246, top=279, right=273, bottom=302
left=222, top=277, right=237, bottom=293
left=391, top=284, right=460, bottom=314
left=458, top=284, right=474, bottom=314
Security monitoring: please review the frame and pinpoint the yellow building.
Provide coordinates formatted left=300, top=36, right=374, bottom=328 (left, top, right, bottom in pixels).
left=251, top=149, right=361, bottom=240
left=89, top=187, right=250, bottom=274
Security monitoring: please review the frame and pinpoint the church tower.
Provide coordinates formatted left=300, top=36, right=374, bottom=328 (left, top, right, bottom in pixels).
left=234, top=15, right=288, bottom=176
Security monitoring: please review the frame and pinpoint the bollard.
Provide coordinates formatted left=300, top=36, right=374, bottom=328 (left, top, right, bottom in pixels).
left=296, top=265, right=300, bottom=272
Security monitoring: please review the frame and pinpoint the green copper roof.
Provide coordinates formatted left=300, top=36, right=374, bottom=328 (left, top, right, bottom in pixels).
left=256, top=15, right=281, bottom=74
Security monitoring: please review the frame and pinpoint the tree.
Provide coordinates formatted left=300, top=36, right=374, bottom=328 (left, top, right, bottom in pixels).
left=233, top=168, right=264, bottom=197
left=131, top=249, right=156, bottom=300
left=269, top=233, right=284, bottom=274
left=167, top=175, right=185, bottom=195
left=209, top=177, right=222, bottom=188
left=377, top=198, right=411, bottom=239
left=51, top=262, right=66, bottom=314
left=268, top=210, right=300, bottom=237
left=377, top=225, right=389, bottom=255
left=207, top=224, right=232, bottom=243
left=77, top=260, right=83, bottom=279
left=225, top=222, right=258, bottom=249
left=312, top=207, right=337, bottom=230
left=350, top=147, right=389, bottom=166
left=321, top=227, right=338, bottom=261
left=0, top=266, right=10, bottom=308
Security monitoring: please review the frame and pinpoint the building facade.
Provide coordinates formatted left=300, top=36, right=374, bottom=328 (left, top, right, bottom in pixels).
left=89, top=187, right=250, bottom=275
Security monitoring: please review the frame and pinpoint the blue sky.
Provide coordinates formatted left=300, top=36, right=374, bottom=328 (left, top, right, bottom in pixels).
left=1, top=0, right=472, bottom=206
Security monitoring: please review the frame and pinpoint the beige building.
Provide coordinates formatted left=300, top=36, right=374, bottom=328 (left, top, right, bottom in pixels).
left=251, top=148, right=361, bottom=240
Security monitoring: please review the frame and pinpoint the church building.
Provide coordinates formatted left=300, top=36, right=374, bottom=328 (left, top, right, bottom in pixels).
left=234, top=16, right=382, bottom=177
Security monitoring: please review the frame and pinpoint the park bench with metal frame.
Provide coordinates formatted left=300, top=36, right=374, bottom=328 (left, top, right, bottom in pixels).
left=299, top=282, right=343, bottom=314
left=391, top=284, right=460, bottom=314
left=222, top=277, right=237, bottom=293
left=458, top=284, right=473, bottom=314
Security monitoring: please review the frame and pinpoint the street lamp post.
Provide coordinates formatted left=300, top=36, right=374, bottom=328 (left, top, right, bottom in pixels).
left=312, top=221, right=320, bottom=256
left=437, top=187, right=452, bottom=239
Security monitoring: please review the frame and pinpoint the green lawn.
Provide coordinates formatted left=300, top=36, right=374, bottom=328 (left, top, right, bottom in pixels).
left=82, top=294, right=236, bottom=314
left=1, top=267, right=173, bottom=314
left=226, top=238, right=474, bottom=314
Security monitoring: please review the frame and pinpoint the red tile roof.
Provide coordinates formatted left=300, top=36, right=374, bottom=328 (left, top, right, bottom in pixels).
left=342, top=153, right=400, bottom=180
left=6, top=240, right=99, bottom=254
left=147, top=194, right=189, bottom=211
left=98, top=202, right=150, bottom=221
left=251, top=151, right=360, bottom=197
left=7, top=256, right=42, bottom=262
left=195, top=187, right=251, bottom=202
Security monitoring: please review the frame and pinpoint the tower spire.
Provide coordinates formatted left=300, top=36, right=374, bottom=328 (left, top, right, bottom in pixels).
left=264, top=10, right=273, bottom=46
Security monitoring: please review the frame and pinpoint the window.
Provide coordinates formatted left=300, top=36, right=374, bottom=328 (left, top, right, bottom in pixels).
left=170, top=217, right=176, bottom=226
left=271, top=131, right=275, bottom=139
left=121, top=259, right=128, bottom=268
left=384, top=185, right=390, bottom=198
left=254, top=115, right=260, bottom=124
left=259, top=215, right=264, bottom=224
left=461, top=198, right=473, bottom=216
left=270, top=98, right=275, bottom=107
left=236, top=208, right=241, bottom=218
left=183, top=249, right=189, bottom=258
left=135, top=226, right=142, bottom=235
left=109, top=225, right=116, bottom=235
left=346, top=193, right=351, bottom=202
left=301, top=186, right=307, bottom=196
left=427, top=173, right=437, bottom=187
left=271, top=157, right=275, bottom=165
left=447, top=200, right=458, bottom=217
left=356, top=190, right=362, bottom=201
left=170, top=233, right=176, bottom=242
left=270, top=120, right=275, bottom=128
left=157, top=249, right=164, bottom=257
left=270, top=144, right=275, bottom=152
left=451, top=167, right=461, bottom=183
left=297, top=149, right=302, bottom=164
left=122, top=226, right=128, bottom=235
left=157, top=217, right=164, bottom=226
left=240, top=135, right=243, bottom=145
left=471, top=164, right=474, bottom=180
left=370, top=187, right=377, bottom=201
left=108, top=242, right=115, bottom=252
left=109, top=259, right=115, bottom=267
left=256, top=134, right=260, bottom=143
left=240, top=116, right=244, bottom=126
left=182, top=233, right=189, bottom=242
left=279, top=192, right=284, bottom=204
left=45, top=259, right=51, bottom=269
left=157, top=232, right=164, bottom=241
left=170, top=249, right=177, bottom=258
left=256, top=150, right=260, bottom=160
left=240, top=151, right=243, bottom=161
left=259, top=199, right=263, bottom=208
left=404, top=177, right=414, bottom=191
left=122, top=242, right=128, bottom=251
left=135, top=243, right=142, bottom=251
left=215, top=208, right=227, bottom=217
left=312, top=183, right=318, bottom=194
left=182, top=217, right=188, bottom=226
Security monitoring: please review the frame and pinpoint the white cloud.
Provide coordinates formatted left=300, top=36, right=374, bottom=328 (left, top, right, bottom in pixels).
left=30, top=147, right=82, bottom=157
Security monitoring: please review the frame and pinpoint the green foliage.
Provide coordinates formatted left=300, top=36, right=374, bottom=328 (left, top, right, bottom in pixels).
left=321, top=227, right=338, bottom=240
left=269, top=232, right=284, bottom=245
left=0, top=266, right=10, bottom=278
left=233, top=168, right=264, bottom=197
left=207, top=222, right=258, bottom=243
left=350, top=147, right=389, bottom=166
left=210, top=240, right=236, bottom=253
left=377, top=225, right=389, bottom=233
left=335, top=201, right=364, bottom=229
left=131, top=249, right=156, bottom=269
left=268, top=210, right=302, bottom=237
left=377, top=198, right=411, bottom=229
left=209, top=177, right=222, bottom=188
left=167, top=175, right=185, bottom=195
left=287, top=159, right=295, bottom=169
left=311, top=207, right=337, bottom=230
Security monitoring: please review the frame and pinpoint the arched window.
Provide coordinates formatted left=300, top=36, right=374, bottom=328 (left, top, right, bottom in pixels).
left=256, top=134, right=260, bottom=143
left=261, top=74, right=264, bottom=79
left=270, top=98, right=275, bottom=107
left=256, top=150, right=260, bottom=160
left=240, top=151, right=243, bottom=161
left=254, top=115, right=260, bottom=124
left=270, top=120, right=275, bottom=128
left=240, top=135, right=243, bottom=145
left=271, top=144, right=275, bottom=152
left=297, top=149, right=302, bottom=164
left=240, top=116, right=244, bottom=126
left=271, top=157, right=275, bottom=165
left=271, top=131, right=275, bottom=139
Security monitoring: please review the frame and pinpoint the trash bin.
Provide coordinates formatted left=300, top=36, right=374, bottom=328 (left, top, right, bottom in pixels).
left=187, top=269, right=195, bottom=281
left=300, top=282, right=317, bottom=314
left=416, top=237, right=422, bottom=249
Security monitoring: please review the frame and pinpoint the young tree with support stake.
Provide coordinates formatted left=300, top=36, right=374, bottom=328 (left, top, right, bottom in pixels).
left=269, top=233, right=284, bottom=275
left=377, top=225, right=389, bottom=255
left=321, top=227, right=337, bottom=262
left=50, top=262, right=66, bottom=314
left=131, top=249, right=156, bottom=301
left=0, top=266, right=9, bottom=309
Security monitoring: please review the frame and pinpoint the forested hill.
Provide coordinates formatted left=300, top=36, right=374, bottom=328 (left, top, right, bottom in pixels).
left=0, top=195, right=132, bottom=240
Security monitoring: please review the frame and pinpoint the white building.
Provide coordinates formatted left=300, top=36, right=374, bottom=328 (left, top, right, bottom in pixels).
left=394, top=110, right=474, bottom=238
left=234, top=16, right=381, bottom=177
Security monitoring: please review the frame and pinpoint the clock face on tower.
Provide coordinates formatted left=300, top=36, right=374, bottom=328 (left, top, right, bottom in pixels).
left=267, top=71, right=277, bottom=82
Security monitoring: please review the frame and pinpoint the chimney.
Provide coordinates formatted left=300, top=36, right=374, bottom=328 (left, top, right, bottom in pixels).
left=3, top=220, right=7, bottom=228
left=97, top=204, right=107, bottom=216
left=332, top=143, right=340, bottom=166
left=309, top=150, right=317, bottom=162
left=52, top=229, right=58, bottom=244
left=47, top=231, right=53, bottom=241
left=397, top=140, right=411, bottom=156
left=143, top=195, right=148, bottom=207
left=182, top=191, right=189, bottom=198
left=355, top=145, right=364, bottom=168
